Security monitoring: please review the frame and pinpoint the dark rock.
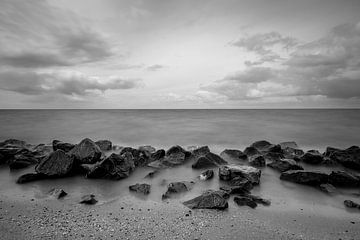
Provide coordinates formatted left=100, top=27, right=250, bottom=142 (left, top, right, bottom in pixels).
left=166, top=145, right=191, bottom=158
left=183, top=190, right=229, bottom=210
left=80, top=194, right=97, bottom=205
left=9, top=160, right=35, bottom=169
left=327, top=146, right=360, bottom=170
left=150, top=149, right=165, bottom=161
left=139, top=145, right=156, bottom=154
left=267, top=159, right=304, bottom=172
left=220, top=184, right=251, bottom=195
left=95, top=140, right=112, bottom=151
left=220, top=149, right=247, bottom=161
left=121, top=147, right=150, bottom=167
left=0, top=153, right=5, bottom=165
left=192, top=152, right=227, bottom=169
left=319, top=183, right=336, bottom=194
left=0, top=139, right=27, bottom=148
left=129, top=183, right=151, bottom=195
left=280, top=170, right=329, bottom=186
left=246, top=194, right=271, bottom=206
left=250, top=140, right=272, bottom=151
left=144, top=170, right=159, bottom=179
left=190, top=146, right=210, bottom=156
left=324, top=147, right=341, bottom=157
left=300, top=151, right=324, bottom=164
left=219, top=165, right=261, bottom=185
left=49, top=188, right=67, bottom=199
left=344, top=200, right=360, bottom=209
left=16, top=173, right=46, bottom=184
left=283, top=147, right=304, bottom=160
left=52, top=140, right=75, bottom=152
left=35, top=149, right=74, bottom=177
left=243, top=146, right=261, bottom=157
left=149, top=152, right=186, bottom=168
left=199, top=170, right=214, bottom=180
left=162, top=181, right=194, bottom=199
left=32, top=144, right=53, bottom=159
left=279, top=142, right=299, bottom=149
left=69, top=138, right=102, bottom=164
left=308, top=149, right=321, bottom=154
left=248, top=155, right=265, bottom=167
left=85, top=152, right=135, bottom=180
left=8, top=148, right=39, bottom=169
left=329, top=171, right=360, bottom=187
left=234, top=196, right=257, bottom=208
left=263, top=152, right=283, bottom=162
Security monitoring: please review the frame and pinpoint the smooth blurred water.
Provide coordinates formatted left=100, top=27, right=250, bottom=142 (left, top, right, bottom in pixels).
left=0, top=109, right=359, bottom=151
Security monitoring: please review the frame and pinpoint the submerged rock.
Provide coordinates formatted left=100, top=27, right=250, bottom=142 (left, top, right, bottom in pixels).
left=199, top=169, right=214, bottom=180
left=8, top=149, right=39, bottom=169
left=219, top=184, right=251, bottom=195
left=85, top=152, right=135, bottom=180
left=189, top=146, right=210, bottom=156
left=120, top=147, right=151, bottom=167
left=129, top=183, right=151, bottom=195
left=267, top=159, right=304, bottom=172
left=162, top=181, right=194, bottom=199
left=16, top=173, right=46, bottom=184
left=280, top=170, right=329, bottom=186
left=80, top=194, right=97, bottom=205
left=279, top=142, right=299, bottom=149
left=243, top=146, right=261, bottom=157
left=139, top=145, right=156, bottom=154
left=49, top=188, right=67, bottom=199
left=219, top=165, right=261, bottom=185
left=344, top=200, right=360, bottom=209
left=234, top=194, right=271, bottom=209
left=52, top=140, right=75, bottom=152
left=183, top=190, right=229, bottom=210
left=326, top=146, right=360, bottom=170
left=192, top=152, right=227, bottom=169
left=328, top=171, right=360, bottom=187
left=95, top=140, right=112, bottom=151
left=300, top=151, right=324, bottom=164
left=144, top=170, right=160, bottom=179
left=35, top=149, right=75, bottom=177
left=69, top=138, right=102, bottom=164
left=220, top=149, right=247, bottom=161
left=319, top=183, right=336, bottom=194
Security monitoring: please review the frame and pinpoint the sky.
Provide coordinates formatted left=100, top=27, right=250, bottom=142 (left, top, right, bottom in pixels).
left=0, top=0, right=360, bottom=108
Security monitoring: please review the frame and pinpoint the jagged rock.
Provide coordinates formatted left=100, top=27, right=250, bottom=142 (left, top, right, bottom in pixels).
left=49, top=188, right=67, bottom=199
left=326, top=146, right=360, bottom=170
left=243, top=146, right=261, bottom=157
left=300, top=151, right=324, bottom=164
left=0, top=139, right=26, bottom=148
left=80, top=194, right=97, bottom=205
left=344, top=200, right=360, bottom=209
left=95, top=140, right=112, bottom=151
left=120, top=147, right=150, bottom=167
left=248, top=155, right=265, bottom=167
left=199, top=170, right=214, bottom=180
left=189, top=146, right=210, bottom=156
left=35, top=149, right=74, bottom=177
left=32, top=144, right=53, bottom=159
left=263, top=152, right=284, bottom=162
left=150, top=149, right=165, bottom=161
left=166, top=145, right=191, bottom=158
left=250, top=140, right=272, bottom=151
left=219, top=165, right=261, bottom=185
left=281, top=142, right=304, bottom=159
left=220, top=149, right=247, bottom=161
left=52, top=140, right=75, bottom=152
left=267, top=159, right=304, bottom=172
left=139, top=145, right=156, bottom=154
left=183, top=190, right=229, bottom=210
left=149, top=152, right=186, bottom=168
left=129, top=183, right=151, bottom=195
left=319, top=183, right=336, bottom=194
left=328, top=171, right=360, bottom=187
left=234, top=195, right=271, bottom=208
left=192, top=152, right=227, bottom=169
left=8, top=148, right=39, bottom=169
left=16, top=173, right=46, bottom=184
left=69, top=138, right=102, bottom=164
left=85, top=152, right=135, bottom=180
left=280, top=170, right=329, bottom=186
left=220, top=184, right=251, bottom=195
left=162, top=181, right=194, bottom=199
left=279, top=142, right=299, bottom=149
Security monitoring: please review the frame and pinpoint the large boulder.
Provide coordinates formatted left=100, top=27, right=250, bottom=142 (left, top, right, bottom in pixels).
left=129, top=183, right=151, bottom=195
left=267, top=159, right=304, bottom=172
left=248, top=155, right=265, bottom=167
left=280, top=170, right=329, bottom=186
left=52, top=140, right=75, bottom=152
left=300, top=151, right=324, bottom=164
left=192, top=152, right=227, bottom=169
left=166, top=145, right=191, bottom=158
left=95, top=140, right=112, bottom=151
left=162, top=181, right=194, bottom=199
left=148, top=145, right=191, bottom=168
left=219, top=165, right=261, bottom=185
left=328, top=171, right=360, bottom=187
left=220, top=149, right=247, bottom=161
left=150, top=149, right=165, bottom=162
left=120, top=147, right=150, bottom=167
left=85, top=152, right=135, bottom=180
left=250, top=140, right=272, bottom=151
left=35, top=149, right=75, bottom=177
left=326, top=146, right=360, bottom=170
left=69, top=138, right=102, bottom=164
left=243, top=146, right=261, bottom=157
left=280, top=142, right=304, bottom=159
left=183, top=190, right=229, bottom=210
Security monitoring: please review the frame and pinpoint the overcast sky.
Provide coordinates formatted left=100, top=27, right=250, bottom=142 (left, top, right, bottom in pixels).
left=0, top=0, right=360, bottom=108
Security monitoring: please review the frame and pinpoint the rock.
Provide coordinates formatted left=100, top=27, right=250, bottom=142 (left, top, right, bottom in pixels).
left=120, top=147, right=150, bottom=167
left=150, top=149, right=165, bottom=161
left=248, top=155, right=265, bottom=167
left=85, top=152, right=135, bottom=180
left=0, top=153, right=5, bottom=165
left=319, top=183, right=336, bottom=194
left=328, top=171, right=360, bottom=187
left=220, top=149, right=247, bottom=161
left=243, top=146, right=261, bottom=157
left=280, top=170, right=329, bottom=186
left=183, top=190, right=229, bottom=210
left=16, top=173, right=46, bottom=184
left=326, top=146, right=360, bottom=170
left=324, top=147, right=341, bottom=157
left=219, top=165, right=261, bottom=185
left=52, top=140, right=75, bottom=152
left=190, top=146, right=210, bottom=156
left=69, top=138, right=102, bottom=164
left=192, top=152, right=227, bottom=169
left=279, top=142, right=299, bottom=149
left=32, top=144, right=53, bottom=159
left=95, top=140, right=112, bottom=151
left=162, top=181, right=194, bottom=199
left=246, top=194, right=271, bottom=206
left=35, top=149, right=75, bottom=177
left=129, top=183, right=151, bottom=195
left=144, top=170, right=159, bottom=179
left=149, top=152, right=186, bottom=168
left=166, top=145, right=191, bottom=158
left=282, top=147, right=304, bottom=159
left=219, top=184, right=251, bottom=195
left=263, top=152, right=284, bottom=162
left=250, top=140, right=272, bottom=151
left=8, top=148, right=39, bottom=169
left=9, top=159, right=36, bottom=169
left=0, top=139, right=27, bottom=148
left=199, top=170, right=214, bottom=180
left=234, top=195, right=271, bottom=208
left=49, top=188, right=67, bottom=199
left=344, top=200, right=360, bottom=209
left=80, top=194, right=97, bottom=205
left=300, top=151, right=324, bottom=164
left=267, top=159, right=304, bottom=172
left=139, top=145, right=156, bottom=154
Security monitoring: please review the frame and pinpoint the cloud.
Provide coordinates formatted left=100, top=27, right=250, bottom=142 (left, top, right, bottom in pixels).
left=0, top=70, right=142, bottom=96
left=204, top=22, right=360, bottom=101
left=0, top=0, right=114, bottom=68
left=146, top=64, right=166, bottom=71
